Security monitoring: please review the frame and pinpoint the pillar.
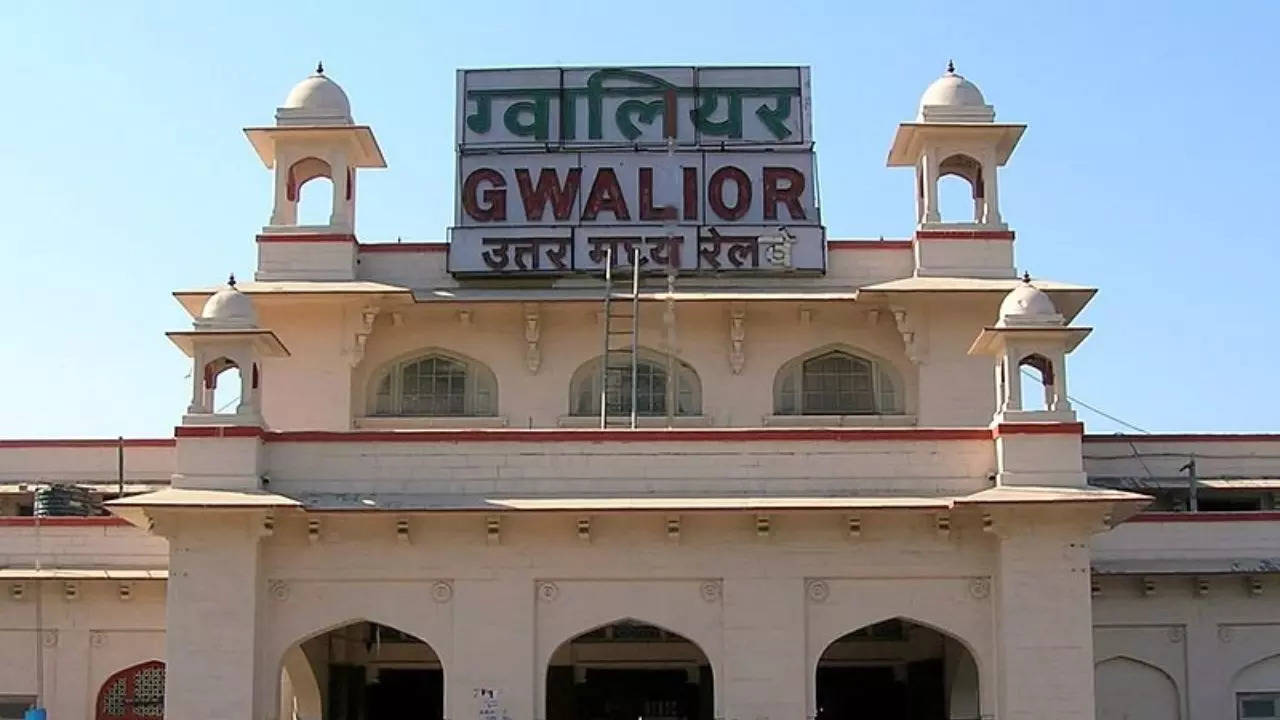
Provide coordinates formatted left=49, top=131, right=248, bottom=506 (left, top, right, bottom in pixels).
left=453, top=578, right=533, bottom=720
left=721, top=577, right=806, bottom=720
left=994, top=512, right=1096, bottom=720
left=921, top=151, right=941, bottom=224
left=162, top=511, right=266, bottom=720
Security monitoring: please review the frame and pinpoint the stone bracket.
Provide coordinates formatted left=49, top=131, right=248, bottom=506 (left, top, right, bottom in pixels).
left=728, top=302, right=746, bottom=374
left=524, top=303, right=541, bottom=374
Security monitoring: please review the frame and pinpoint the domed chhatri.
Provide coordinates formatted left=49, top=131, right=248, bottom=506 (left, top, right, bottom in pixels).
left=276, top=63, right=354, bottom=126
left=996, top=274, right=1063, bottom=326
left=196, top=274, right=258, bottom=330
left=916, top=61, right=996, bottom=123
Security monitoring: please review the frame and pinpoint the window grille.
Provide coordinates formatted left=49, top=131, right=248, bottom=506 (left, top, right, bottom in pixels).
left=776, top=350, right=901, bottom=415
left=372, top=353, right=497, bottom=417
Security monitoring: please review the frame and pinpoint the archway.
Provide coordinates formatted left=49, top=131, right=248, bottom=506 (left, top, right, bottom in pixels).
left=96, top=660, right=165, bottom=719
left=278, top=620, right=443, bottom=720
left=1094, top=656, right=1179, bottom=720
left=546, top=619, right=713, bottom=720
left=815, top=618, right=979, bottom=720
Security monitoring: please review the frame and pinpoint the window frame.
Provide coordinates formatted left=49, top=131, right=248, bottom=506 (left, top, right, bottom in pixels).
left=569, top=350, right=702, bottom=418
left=1240, top=692, right=1280, bottom=720
left=368, top=350, right=498, bottom=418
left=773, top=346, right=904, bottom=417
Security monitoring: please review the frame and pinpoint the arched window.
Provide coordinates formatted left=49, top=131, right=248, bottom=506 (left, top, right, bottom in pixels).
left=97, top=661, right=164, bottom=719
left=775, top=349, right=901, bottom=415
left=370, top=352, right=497, bottom=417
left=570, top=351, right=700, bottom=417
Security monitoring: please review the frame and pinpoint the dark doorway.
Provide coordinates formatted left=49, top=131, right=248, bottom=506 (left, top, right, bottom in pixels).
left=815, top=619, right=977, bottom=720
left=547, top=620, right=713, bottom=720
left=284, top=620, right=444, bottom=720
left=367, top=668, right=444, bottom=719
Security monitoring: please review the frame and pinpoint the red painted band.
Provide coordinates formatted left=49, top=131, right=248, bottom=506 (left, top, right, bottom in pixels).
left=174, top=426, right=265, bottom=439
left=359, top=243, right=449, bottom=253
left=915, top=230, right=1015, bottom=241
left=0, top=438, right=174, bottom=449
left=261, top=428, right=994, bottom=443
left=0, top=516, right=131, bottom=527
left=1128, top=511, right=1280, bottom=523
left=255, top=234, right=357, bottom=244
left=827, top=240, right=913, bottom=250
left=994, top=422, right=1084, bottom=438
left=1085, top=433, right=1280, bottom=443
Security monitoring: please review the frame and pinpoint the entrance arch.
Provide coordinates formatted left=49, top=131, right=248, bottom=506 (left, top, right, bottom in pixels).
left=96, top=660, right=165, bottom=720
left=815, top=618, right=979, bottom=720
left=276, top=619, right=443, bottom=720
left=546, top=618, right=713, bottom=720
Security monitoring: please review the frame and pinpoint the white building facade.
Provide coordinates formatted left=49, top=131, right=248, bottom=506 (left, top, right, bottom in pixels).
left=0, top=64, right=1277, bottom=720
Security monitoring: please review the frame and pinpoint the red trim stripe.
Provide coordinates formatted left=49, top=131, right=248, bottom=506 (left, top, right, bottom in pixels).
left=915, top=230, right=1016, bottom=241
left=174, top=425, right=264, bottom=439
left=1085, top=433, right=1280, bottom=443
left=0, top=516, right=131, bottom=527
left=0, top=438, right=174, bottom=449
left=261, top=428, right=994, bottom=443
left=827, top=240, right=913, bottom=251
left=1128, top=511, right=1280, bottom=523
left=359, top=242, right=448, bottom=253
left=994, top=422, right=1084, bottom=438
left=255, top=233, right=357, bottom=244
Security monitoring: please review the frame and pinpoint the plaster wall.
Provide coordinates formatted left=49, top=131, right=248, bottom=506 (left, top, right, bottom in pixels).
left=250, top=293, right=1007, bottom=433
left=0, top=580, right=165, bottom=720
left=249, top=510, right=1001, bottom=720
left=0, top=523, right=165, bottom=569
left=261, top=435, right=997, bottom=497
left=1093, top=573, right=1280, bottom=719
left=0, top=444, right=174, bottom=484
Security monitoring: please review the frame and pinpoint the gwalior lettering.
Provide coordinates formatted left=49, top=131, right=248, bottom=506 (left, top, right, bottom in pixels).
left=449, top=67, right=825, bottom=274
left=461, top=164, right=807, bottom=224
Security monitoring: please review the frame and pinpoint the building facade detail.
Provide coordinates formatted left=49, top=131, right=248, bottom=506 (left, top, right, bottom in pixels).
left=0, top=62, right=1275, bottom=720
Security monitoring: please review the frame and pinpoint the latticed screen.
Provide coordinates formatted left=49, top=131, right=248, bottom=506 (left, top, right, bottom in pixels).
left=776, top=351, right=899, bottom=416
left=97, top=661, right=164, bottom=719
left=801, top=352, right=875, bottom=414
left=581, top=360, right=695, bottom=417
left=401, top=356, right=469, bottom=415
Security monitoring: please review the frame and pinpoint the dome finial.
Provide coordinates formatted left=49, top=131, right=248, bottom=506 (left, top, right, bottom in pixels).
left=227, top=273, right=237, bottom=288
left=946, top=59, right=955, bottom=74
left=1021, top=271, right=1031, bottom=284
left=315, top=61, right=324, bottom=75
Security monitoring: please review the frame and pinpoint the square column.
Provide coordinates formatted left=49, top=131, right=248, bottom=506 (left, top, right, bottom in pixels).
left=721, top=577, right=807, bottom=720
left=994, top=512, right=1096, bottom=720
left=161, top=511, right=267, bottom=720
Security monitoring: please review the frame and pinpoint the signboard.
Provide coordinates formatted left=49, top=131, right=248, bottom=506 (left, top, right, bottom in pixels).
left=448, top=66, right=827, bottom=275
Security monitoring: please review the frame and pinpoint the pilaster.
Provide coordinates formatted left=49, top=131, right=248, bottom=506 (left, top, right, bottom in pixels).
left=161, top=510, right=268, bottom=720
left=994, top=512, right=1097, bottom=720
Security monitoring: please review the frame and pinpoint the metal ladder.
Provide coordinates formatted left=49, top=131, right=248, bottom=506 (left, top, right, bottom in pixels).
left=599, top=243, right=643, bottom=429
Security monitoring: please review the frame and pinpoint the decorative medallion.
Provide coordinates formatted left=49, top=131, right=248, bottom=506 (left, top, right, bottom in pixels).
left=968, top=577, right=992, bottom=600
left=42, top=630, right=58, bottom=648
left=268, top=579, right=289, bottom=601
left=90, top=631, right=108, bottom=648
left=806, top=580, right=830, bottom=603
left=537, top=582, right=559, bottom=603
left=1218, top=626, right=1233, bottom=643
left=699, top=580, right=722, bottom=603
left=431, top=580, right=454, bottom=603
left=1167, top=626, right=1184, bottom=644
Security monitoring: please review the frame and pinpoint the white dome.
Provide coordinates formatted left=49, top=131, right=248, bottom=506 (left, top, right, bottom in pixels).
left=283, top=71, right=351, bottom=115
left=198, top=276, right=257, bottom=329
left=998, top=277, right=1060, bottom=323
left=920, top=66, right=986, bottom=109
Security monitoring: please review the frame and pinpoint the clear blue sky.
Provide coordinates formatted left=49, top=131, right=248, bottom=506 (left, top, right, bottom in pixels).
left=1, top=1, right=1276, bottom=437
